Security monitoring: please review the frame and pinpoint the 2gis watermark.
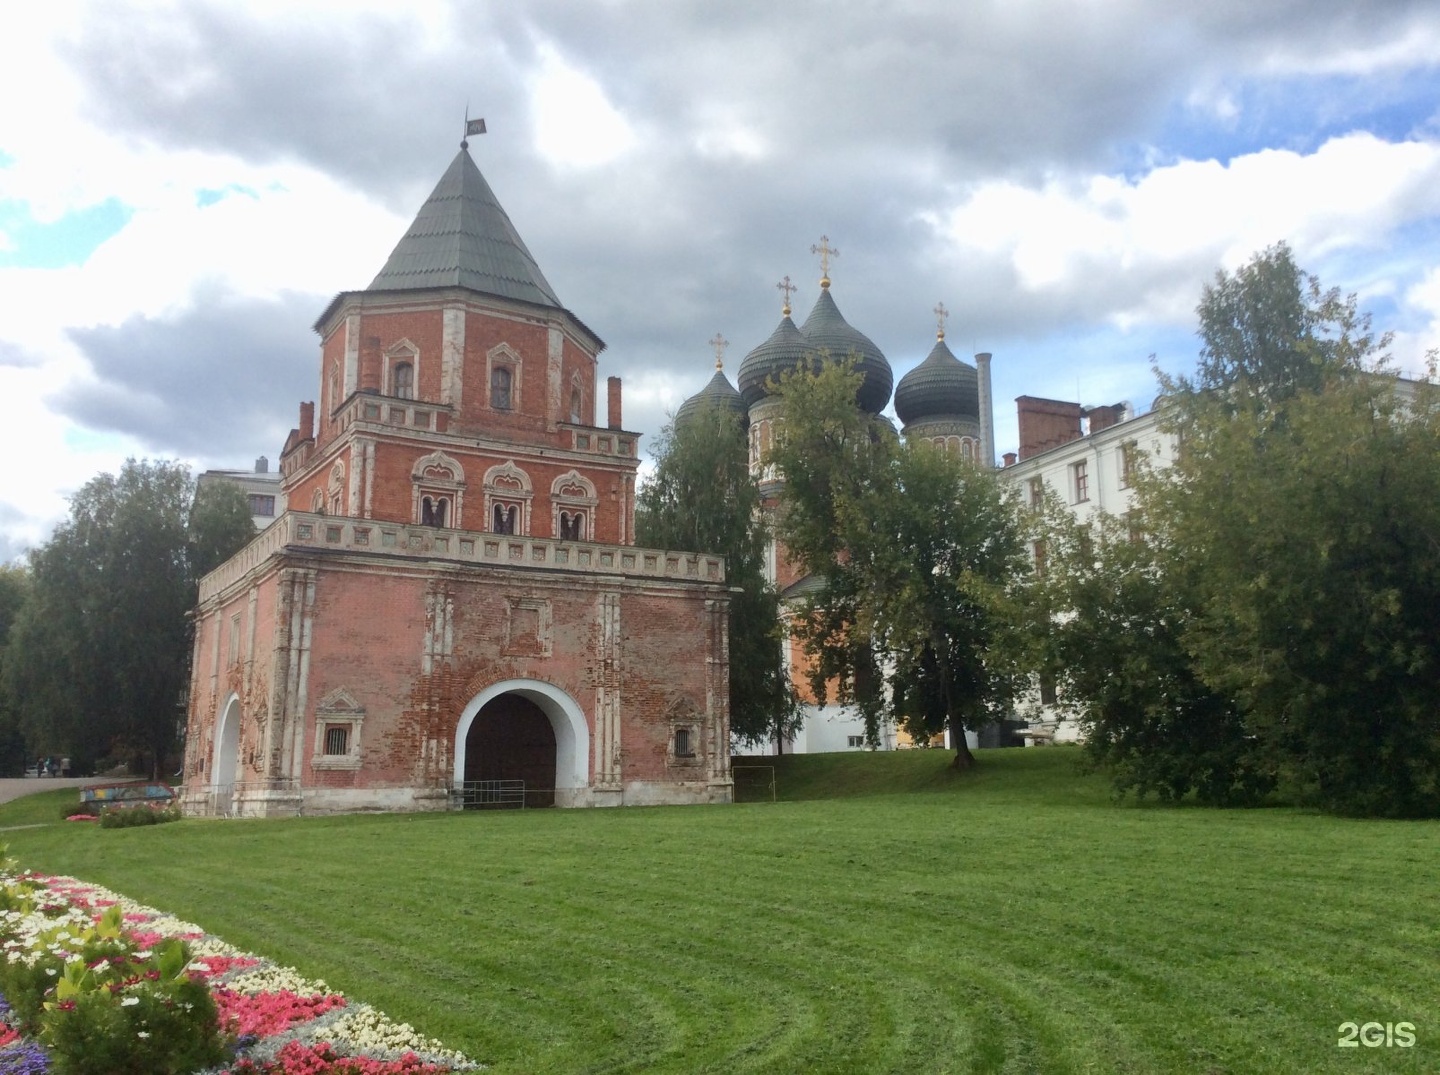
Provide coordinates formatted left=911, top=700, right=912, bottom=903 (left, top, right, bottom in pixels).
left=1337, top=1021, right=1416, bottom=1048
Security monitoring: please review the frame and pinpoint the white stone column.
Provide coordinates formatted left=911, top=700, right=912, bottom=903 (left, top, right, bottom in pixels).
left=594, top=592, right=623, bottom=789
left=976, top=352, right=995, bottom=468
left=441, top=306, right=465, bottom=407
left=546, top=325, right=564, bottom=430
left=343, top=314, right=361, bottom=399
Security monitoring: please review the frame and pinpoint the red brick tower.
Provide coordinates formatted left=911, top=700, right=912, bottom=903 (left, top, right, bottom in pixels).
left=182, top=142, right=732, bottom=816
left=280, top=146, right=638, bottom=544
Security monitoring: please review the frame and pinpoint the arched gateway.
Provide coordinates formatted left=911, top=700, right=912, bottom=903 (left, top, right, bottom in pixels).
left=454, top=680, right=590, bottom=808
left=210, top=694, right=242, bottom=816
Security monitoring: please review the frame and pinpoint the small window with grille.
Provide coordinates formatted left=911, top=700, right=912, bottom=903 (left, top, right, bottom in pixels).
left=323, top=725, right=349, bottom=756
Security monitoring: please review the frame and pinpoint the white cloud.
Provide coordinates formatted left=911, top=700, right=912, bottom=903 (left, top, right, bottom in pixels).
left=923, top=133, right=1440, bottom=328
left=529, top=43, right=639, bottom=170
left=1391, top=265, right=1440, bottom=377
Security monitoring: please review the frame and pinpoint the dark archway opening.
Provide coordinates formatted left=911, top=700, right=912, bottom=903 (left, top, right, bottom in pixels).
left=463, top=694, right=556, bottom=807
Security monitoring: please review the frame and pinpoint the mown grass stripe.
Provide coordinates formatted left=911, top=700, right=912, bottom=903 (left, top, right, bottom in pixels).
left=2, top=748, right=1435, bottom=1073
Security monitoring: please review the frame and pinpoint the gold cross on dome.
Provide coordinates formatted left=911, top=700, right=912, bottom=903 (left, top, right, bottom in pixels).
left=776, top=275, right=796, bottom=315
left=811, top=235, right=839, bottom=288
left=709, top=332, right=729, bottom=370
left=934, top=301, right=949, bottom=340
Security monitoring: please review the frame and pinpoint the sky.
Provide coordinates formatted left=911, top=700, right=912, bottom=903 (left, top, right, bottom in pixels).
left=4, top=0, right=1440, bottom=562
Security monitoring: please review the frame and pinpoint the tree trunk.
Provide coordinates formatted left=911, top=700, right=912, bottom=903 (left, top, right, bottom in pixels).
left=948, top=712, right=975, bottom=770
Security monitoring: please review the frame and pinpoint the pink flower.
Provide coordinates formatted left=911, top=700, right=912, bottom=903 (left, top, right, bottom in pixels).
left=214, top=988, right=347, bottom=1037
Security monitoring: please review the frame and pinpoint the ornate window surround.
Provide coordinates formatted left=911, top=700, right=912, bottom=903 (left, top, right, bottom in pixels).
left=569, top=371, right=585, bottom=424
left=665, top=697, right=703, bottom=767
left=484, top=460, right=533, bottom=535
left=384, top=338, right=419, bottom=400
left=487, top=343, right=522, bottom=412
left=312, top=688, right=364, bottom=771
left=327, top=460, right=346, bottom=515
left=411, top=451, right=466, bottom=528
left=550, top=469, right=597, bottom=541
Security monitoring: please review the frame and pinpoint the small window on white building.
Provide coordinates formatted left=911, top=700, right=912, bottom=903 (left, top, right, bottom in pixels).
left=1072, top=461, right=1089, bottom=503
left=847, top=735, right=865, bottom=748
left=1039, top=674, right=1058, bottom=707
left=1119, top=441, right=1137, bottom=489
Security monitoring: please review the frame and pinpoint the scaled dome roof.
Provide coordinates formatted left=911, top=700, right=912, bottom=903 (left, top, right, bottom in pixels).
left=737, top=286, right=893, bottom=413
left=894, top=336, right=979, bottom=426
left=676, top=368, right=748, bottom=428
left=737, top=314, right=812, bottom=407
left=797, top=288, right=892, bottom=414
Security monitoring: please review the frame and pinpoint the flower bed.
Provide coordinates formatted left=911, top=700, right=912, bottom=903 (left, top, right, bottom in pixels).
left=0, top=853, right=480, bottom=1074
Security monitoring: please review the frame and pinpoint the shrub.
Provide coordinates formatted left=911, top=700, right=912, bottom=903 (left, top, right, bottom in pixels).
left=97, top=804, right=182, bottom=829
left=0, top=900, right=226, bottom=1074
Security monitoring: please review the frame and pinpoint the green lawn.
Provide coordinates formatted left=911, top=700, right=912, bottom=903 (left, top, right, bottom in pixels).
left=2, top=748, right=1435, bottom=1074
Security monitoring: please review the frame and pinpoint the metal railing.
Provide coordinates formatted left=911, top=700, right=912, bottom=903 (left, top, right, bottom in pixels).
left=450, top=780, right=560, bottom=809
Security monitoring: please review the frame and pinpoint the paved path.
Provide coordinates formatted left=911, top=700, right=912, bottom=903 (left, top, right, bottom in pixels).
left=0, top=777, right=98, bottom=806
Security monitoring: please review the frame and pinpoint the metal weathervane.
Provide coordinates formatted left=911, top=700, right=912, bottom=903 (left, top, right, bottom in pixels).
left=462, top=108, right=487, bottom=149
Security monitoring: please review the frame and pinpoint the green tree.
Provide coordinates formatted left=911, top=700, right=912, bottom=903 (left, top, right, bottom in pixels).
left=768, top=361, right=1033, bottom=768
left=189, top=478, right=259, bottom=578
left=3, top=460, right=256, bottom=777
left=1036, top=509, right=1272, bottom=805
left=0, top=566, right=33, bottom=775
left=1064, top=244, right=1440, bottom=815
left=636, top=407, right=799, bottom=749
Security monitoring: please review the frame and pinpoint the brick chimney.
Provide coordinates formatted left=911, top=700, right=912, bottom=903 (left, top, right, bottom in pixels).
left=607, top=376, right=623, bottom=430
left=299, top=401, right=315, bottom=442
left=1084, top=403, right=1127, bottom=435
left=1002, top=451, right=1017, bottom=467
left=1016, top=396, right=1083, bottom=461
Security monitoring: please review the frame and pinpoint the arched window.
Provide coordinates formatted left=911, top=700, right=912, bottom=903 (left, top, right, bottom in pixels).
left=484, top=461, right=532, bottom=535
left=491, top=367, right=512, bottom=410
left=559, top=511, right=585, bottom=541
left=392, top=362, right=414, bottom=400
left=421, top=495, right=449, bottom=527
left=492, top=503, right=518, bottom=534
left=551, top=470, right=596, bottom=542
left=411, top=451, right=465, bottom=529
left=569, top=387, right=582, bottom=424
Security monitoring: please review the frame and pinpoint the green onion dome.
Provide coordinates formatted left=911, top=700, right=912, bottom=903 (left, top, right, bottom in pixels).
left=894, top=336, right=979, bottom=426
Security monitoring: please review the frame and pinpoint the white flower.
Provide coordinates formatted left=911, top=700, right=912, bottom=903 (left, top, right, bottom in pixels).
left=120, top=996, right=139, bottom=1007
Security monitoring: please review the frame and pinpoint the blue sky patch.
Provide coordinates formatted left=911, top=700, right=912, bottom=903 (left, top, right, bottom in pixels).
left=1131, top=69, right=1440, bottom=170
left=196, top=184, right=261, bottom=208
left=0, top=197, right=133, bottom=269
